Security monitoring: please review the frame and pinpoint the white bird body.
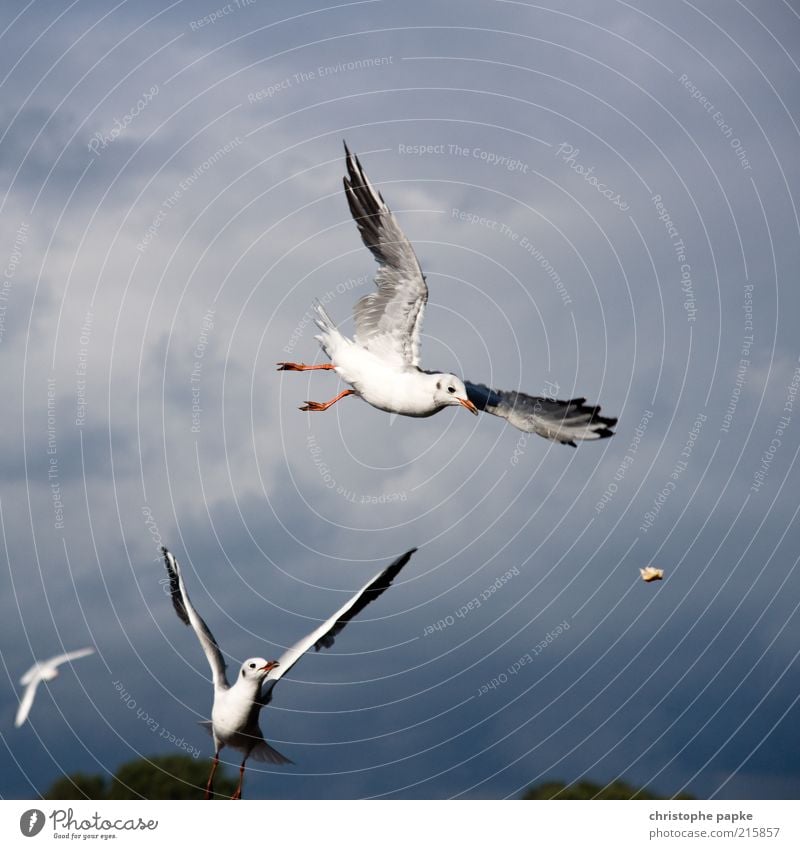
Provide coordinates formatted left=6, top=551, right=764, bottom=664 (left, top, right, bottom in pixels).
left=161, top=546, right=415, bottom=798
left=210, top=681, right=261, bottom=746
left=278, top=143, right=617, bottom=445
left=318, top=322, right=445, bottom=417
left=21, top=664, right=60, bottom=685
left=15, top=647, right=95, bottom=728
left=207, top=679, right=284, bottom=763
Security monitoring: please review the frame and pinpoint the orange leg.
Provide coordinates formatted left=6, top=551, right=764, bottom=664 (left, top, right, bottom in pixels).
left=300, top=389, right=355, bottom=412
left=205, top=751, right=220, bottom=799
left=231, top=758, right=247, bottom=800
left=276, top=362, right=334, bottom=371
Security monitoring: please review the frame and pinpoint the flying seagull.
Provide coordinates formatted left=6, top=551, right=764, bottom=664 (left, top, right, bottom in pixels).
left=277, top=142, right=616, bottom=446
left=161, top=546, right=415, bottom=799
left=15, top=647, right=95, bottom=727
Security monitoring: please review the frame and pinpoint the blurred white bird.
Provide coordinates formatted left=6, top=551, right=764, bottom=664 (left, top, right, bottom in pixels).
left=15, top=647, right=95, bottom=727
left=162, top=546, right=415, bottom=800
left=278, top=143, right=617, bottom=446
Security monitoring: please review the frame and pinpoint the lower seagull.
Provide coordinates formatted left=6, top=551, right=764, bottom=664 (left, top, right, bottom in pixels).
left=15, top=647, right=95, bottom=727
left=161, top=546, right=415, bottom=799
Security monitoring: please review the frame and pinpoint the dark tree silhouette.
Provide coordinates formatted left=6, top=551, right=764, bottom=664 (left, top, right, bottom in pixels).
left=44, top=754, right=236, bottom=800
left=44, top=772, right=107, bottom=800
left=523, top=779, right=693, bottom=800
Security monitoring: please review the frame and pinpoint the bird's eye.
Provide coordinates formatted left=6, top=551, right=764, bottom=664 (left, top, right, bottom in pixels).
left=249, top=663, right=256, bottom=669
left=448, top=386, right=456, bottom=394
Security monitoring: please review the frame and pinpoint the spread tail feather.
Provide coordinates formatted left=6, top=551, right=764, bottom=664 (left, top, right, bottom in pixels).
left=312, top=301, right=343, bottom=360
left=250, top=739, right=294, bottom=765
left=197, top=721, right=293, bottom=765
left=312, top=300, right=335, bottom=332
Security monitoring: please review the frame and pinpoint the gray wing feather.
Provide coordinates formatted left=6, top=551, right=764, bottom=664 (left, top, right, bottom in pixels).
left=259, top=549, right=415, bottom=706
left=465, top=382, right=617, bottom=446
left=343, top=142, right=427, bottom=367
left=162, top=547, right=229, bottom=691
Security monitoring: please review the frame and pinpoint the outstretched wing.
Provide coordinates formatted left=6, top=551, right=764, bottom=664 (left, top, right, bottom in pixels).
left=259, top=548, right=415, bottom=705
left=343, top=143, right=427, bottom=367
left=465, top=382, right=617, bottom=446
left=19, top=664, right=42, bottom=687
left=14, top=678, right=41, bottom=727
left=162, top=547, right=229, bottom=691
left=46, top=647, right=96, bottom=670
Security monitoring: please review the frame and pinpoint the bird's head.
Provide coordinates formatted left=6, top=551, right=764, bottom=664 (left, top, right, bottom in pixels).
left=431, top=373, right=478, bottom=415
left=239, top=658, right=279, bottom=682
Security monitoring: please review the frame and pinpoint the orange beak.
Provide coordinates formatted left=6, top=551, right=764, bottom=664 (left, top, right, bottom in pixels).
left=459, top=397, right=479, bottom=416
left=260, top=661, right=280, bottom=673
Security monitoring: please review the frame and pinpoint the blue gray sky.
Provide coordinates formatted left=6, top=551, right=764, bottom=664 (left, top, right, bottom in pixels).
left=1, top=0, right=800, bottom=800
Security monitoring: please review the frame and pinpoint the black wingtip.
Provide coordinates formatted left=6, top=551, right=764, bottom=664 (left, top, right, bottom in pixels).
left=312, top=549, right=416, bottom=653
left=374, top=548, right=416, bottom=588
left=162, top=546, right=191, bottom=627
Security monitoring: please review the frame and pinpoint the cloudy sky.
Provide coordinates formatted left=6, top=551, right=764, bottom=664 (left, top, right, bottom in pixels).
left=1, top=0, right=799, bottom=801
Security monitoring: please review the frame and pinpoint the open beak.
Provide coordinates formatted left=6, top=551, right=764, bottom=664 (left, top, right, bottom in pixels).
left=260, top=661, right=280, bottom=673
left=459, top=397, right=479, bottom=416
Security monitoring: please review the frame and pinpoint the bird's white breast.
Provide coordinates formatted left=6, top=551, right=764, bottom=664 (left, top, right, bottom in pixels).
left=333, top=346, right=440, bottom=416
left=212, top=684, right=261, bottom=744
